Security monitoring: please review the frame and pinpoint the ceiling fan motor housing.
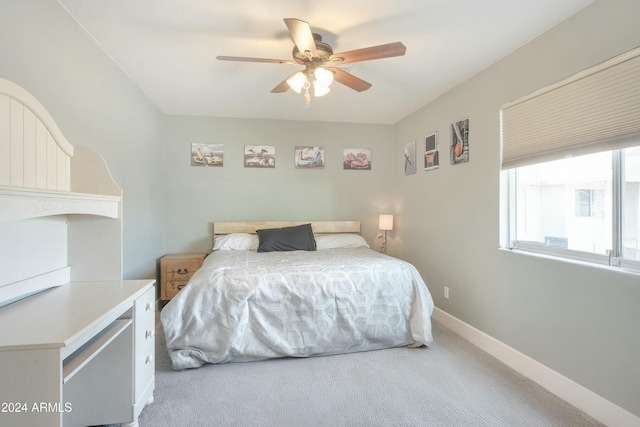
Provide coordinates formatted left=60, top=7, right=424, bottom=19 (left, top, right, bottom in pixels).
left=292, top=33, right=334, bottom=64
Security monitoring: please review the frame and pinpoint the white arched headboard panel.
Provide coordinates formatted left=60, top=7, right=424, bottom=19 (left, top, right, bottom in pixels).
left=0, top=78, right=73, bottom=192
left=0, top=78, right=123, bottom=307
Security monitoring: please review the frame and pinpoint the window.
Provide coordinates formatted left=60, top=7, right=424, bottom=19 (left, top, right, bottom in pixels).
left=623, top=146, right=640, bottom=262
left=501, top=47, right=640, bottom=272
left=512, top=151, right=612, bottom=258
left=575, top=189, right=605, bottom=218
left=506, top=147, right=640, bottom=270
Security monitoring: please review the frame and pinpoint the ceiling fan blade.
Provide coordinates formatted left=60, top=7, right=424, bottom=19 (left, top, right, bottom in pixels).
left=329, top=68, right=372, bottom=92
left=330, top=42, right=406, bottom=65
left=217, top=56, right=295, bottom=65
left=283, top=18, right=317, bottom=57
left=271, top=71, right=301, bottom=93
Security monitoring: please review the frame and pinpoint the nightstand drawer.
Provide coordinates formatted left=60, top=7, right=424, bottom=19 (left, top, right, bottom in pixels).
left=163, top=260, right=200, bottom=280
left=165, top=279, right=189, bottom=299
left=159, top=253, right=207, bottom=302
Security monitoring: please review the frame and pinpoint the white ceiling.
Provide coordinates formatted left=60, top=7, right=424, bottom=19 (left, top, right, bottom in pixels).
left=57, top=0, right=594, bottom=124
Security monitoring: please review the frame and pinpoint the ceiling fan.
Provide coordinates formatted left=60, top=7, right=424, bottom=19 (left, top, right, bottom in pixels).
left=217, top=18, right=406, bottom=106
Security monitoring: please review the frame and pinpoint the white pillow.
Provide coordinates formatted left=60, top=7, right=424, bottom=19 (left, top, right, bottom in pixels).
left=213, top=233, right=259, bottom=251
left=315, top=234, right=369, bottom=250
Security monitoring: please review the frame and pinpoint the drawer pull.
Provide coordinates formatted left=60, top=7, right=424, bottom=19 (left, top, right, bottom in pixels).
left=171, top=268, right=189, bottom=276
left=145, top=355, right=153, bottom=364
left=178, top=285, right=186, bottom=290
left=145, top=302, right=153, bottom=311
left=145, top=330, right=153, bottom=339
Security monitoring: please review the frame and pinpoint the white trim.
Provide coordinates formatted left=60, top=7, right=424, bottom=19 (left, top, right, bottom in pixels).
left=432, top=307, right=640, bottom=427
left=0, top=267, right=70, bottom=308
left=0, top=186, right=120, bottom=224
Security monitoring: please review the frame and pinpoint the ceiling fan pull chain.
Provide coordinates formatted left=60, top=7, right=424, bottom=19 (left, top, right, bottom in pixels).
left=303, top=80, right=311, bottom=107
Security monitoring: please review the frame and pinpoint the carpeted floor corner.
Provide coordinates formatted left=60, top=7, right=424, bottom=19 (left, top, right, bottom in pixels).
left=135, top=311, right=603, bottom=427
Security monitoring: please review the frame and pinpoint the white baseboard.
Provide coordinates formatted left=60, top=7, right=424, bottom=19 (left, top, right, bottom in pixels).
left=432, top=307, right=640, bottom=427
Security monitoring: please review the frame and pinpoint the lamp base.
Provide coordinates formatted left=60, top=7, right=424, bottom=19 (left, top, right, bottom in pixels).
left=380, top=231, right=388, bottom=253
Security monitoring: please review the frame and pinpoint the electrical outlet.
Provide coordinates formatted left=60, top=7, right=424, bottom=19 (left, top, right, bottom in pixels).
left=444, top=286, right=449, bottom=299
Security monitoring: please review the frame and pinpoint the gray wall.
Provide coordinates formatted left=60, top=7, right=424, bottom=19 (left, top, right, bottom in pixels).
left=392, top=0, right=640, bottom=417
left=0, top=0, right=166, bottom=279
left=163, top=116, right=394, bottom=253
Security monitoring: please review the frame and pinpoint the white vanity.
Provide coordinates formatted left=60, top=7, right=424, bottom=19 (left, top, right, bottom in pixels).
left=0, top=78, right=155, bottom=426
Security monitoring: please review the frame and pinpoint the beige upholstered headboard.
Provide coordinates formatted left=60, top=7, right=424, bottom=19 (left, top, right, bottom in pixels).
left=213, top=221, right=360, bottom=236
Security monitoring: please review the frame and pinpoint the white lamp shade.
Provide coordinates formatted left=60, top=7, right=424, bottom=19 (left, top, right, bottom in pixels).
left=379, top=214, right=393, bottom=231
left=314, top=82, right=331, bottom=97
left=287, top=72, right=307, bottom=93
left=314, top=67, right=334, bottom=86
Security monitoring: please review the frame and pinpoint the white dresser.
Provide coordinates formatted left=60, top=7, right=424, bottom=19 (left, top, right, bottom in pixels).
left=0, top=78, right=155, bottom=426
left=0, top=280, right=155, bottom=427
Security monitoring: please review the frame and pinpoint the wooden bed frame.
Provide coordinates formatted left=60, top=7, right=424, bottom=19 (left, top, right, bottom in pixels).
left=213, top=221, right=360, bottom=236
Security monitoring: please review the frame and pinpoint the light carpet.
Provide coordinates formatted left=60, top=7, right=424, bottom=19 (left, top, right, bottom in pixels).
left=137, top=312, right=603, bottom=427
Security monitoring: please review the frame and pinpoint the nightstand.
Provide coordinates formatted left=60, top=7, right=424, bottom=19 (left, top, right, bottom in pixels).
left=159, top=253, right=207, bottom=303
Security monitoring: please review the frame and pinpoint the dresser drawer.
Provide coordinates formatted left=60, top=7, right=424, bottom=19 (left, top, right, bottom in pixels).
left=134, top=285, right=155, bottom=401
left=135, top=339, right=155, bottom=397
left=135, top=311, right=155, bottom=353
left=135, top=285, right=155, bottom=327
left=134, top=286, right=155, bottom=357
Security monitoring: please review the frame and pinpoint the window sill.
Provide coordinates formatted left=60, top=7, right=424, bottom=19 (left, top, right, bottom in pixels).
left=497, top=246, right=640, bottom=277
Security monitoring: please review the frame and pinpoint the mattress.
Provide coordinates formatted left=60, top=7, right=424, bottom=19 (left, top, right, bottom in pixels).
left=161, top=247, right=434, bottom=369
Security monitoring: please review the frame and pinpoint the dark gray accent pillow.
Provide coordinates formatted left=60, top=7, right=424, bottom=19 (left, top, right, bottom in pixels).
left=256, top=224, right=317, bottom=252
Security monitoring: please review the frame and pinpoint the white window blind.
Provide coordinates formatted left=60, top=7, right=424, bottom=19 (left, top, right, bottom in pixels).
left=501, top=47, right=640, bottom=169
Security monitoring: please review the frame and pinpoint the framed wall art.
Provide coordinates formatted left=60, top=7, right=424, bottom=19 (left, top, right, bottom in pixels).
left=191, top=143, right=223, bottom=167
left=343, top=148, right=371, bottom=170
left=424, top=132, right=439, bottom=171
left=244, top=145, right=275, bottom=168
left=450, top=118, right=469, bottom=165
left=295, top=146, right=324, bottom=169
left=404, top=140, right=416, bottom=175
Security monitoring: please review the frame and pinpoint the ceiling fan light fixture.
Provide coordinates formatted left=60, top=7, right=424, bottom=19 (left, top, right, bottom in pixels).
left=218, top=18, right=407, bottom=103
left=287, top=71, right=307, bottom=93
left=314, top=82, right=331, bottom=97
left=314, top=67, right=334, bottom=86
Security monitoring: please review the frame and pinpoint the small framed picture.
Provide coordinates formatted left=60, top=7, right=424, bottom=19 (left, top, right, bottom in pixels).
left=404, top=140, right=416, bottom=175
left=450, top=118, right=469, bottom=165
left=191, top=143, right=223, bottom=167
left=343, top=148, right=371, bottom=170
left=424, top=132, right=439, bottom=171
left=244, top=145, right=275, bottom=168
left=295, top=146, right=324, bottom=169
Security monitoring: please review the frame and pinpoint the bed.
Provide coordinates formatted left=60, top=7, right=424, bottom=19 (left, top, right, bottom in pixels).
left=161, top=221, right=434, bottom=369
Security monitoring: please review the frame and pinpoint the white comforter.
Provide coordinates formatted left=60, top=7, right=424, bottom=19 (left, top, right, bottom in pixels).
left=161, top=248, right=434, bottom=369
